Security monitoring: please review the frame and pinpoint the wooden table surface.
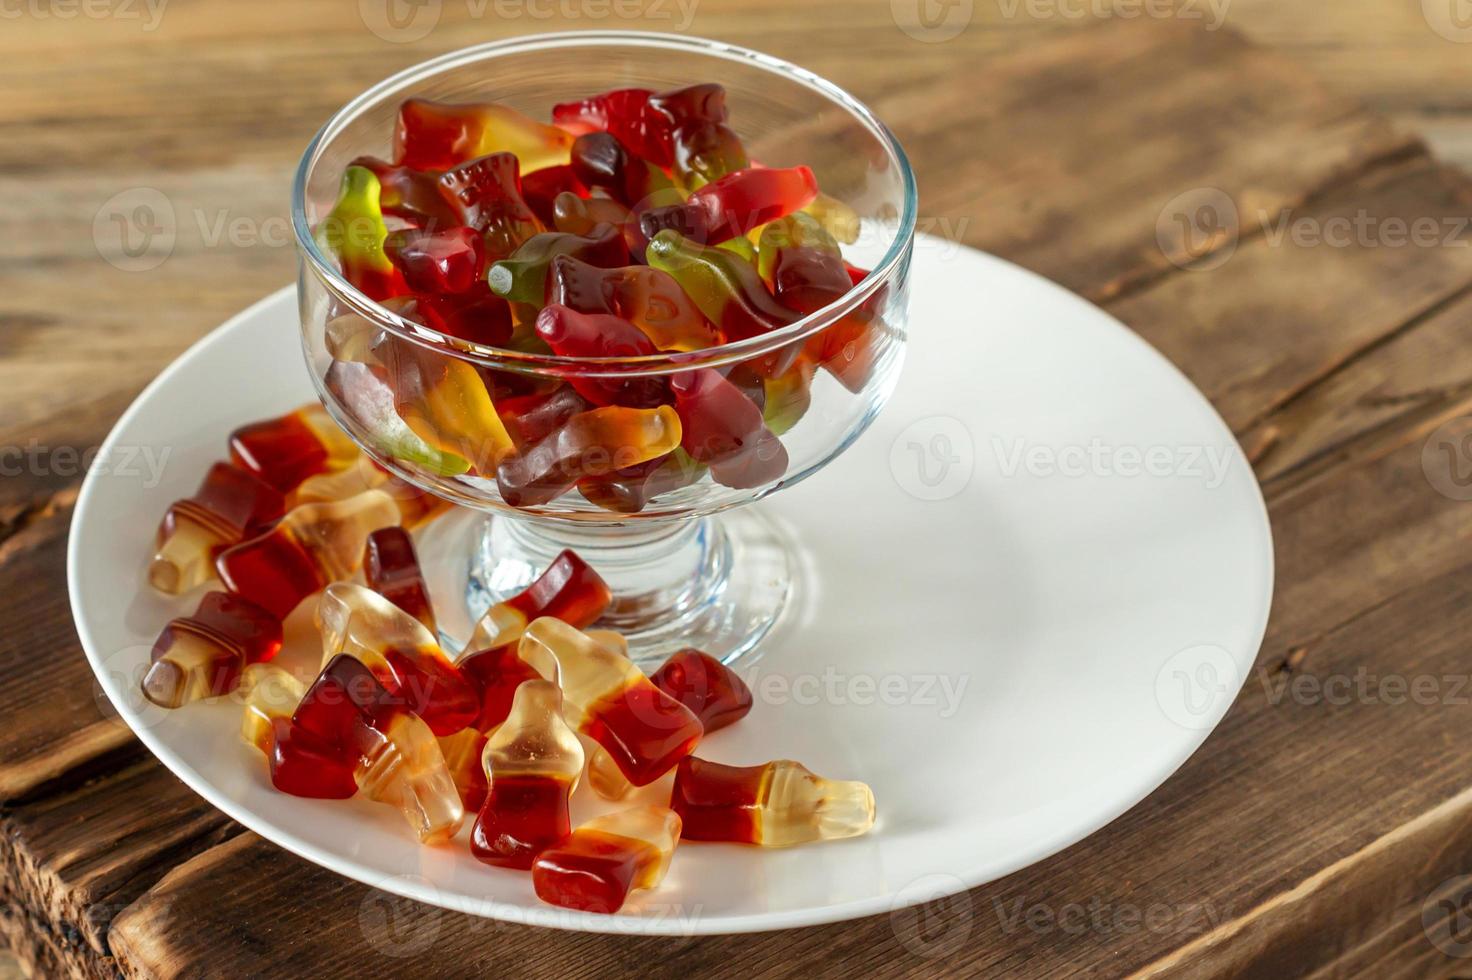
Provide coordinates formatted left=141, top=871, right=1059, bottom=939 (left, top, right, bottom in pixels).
left=7, top=2, right=1472, bottom=977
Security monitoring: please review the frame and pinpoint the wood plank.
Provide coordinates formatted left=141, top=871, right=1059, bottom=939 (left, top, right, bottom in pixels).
left=1106, top=157, right=1472, bottom=434
left=0, top=760, right=239, bottom=957
left=0, top=494, right=139, bottom=803
left=868, top=17, right=1420, bottom=300
left=1, top=905, right=110, bottom=980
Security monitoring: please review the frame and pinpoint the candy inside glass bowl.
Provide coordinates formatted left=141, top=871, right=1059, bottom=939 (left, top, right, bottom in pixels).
left=292, top=31, right=916, bottom=665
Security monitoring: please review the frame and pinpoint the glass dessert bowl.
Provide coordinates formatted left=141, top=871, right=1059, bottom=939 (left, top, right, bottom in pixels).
left=293, top=32, right=916, bottom=666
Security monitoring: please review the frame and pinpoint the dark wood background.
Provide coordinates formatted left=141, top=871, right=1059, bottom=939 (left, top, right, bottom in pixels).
left=6, top=1, right=1472, bottom=976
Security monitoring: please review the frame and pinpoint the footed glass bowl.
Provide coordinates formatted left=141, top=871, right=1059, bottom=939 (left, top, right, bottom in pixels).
left=293, top=31, right=916, bottom=665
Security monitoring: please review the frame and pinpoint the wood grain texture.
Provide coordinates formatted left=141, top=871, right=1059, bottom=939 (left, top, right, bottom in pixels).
left=3, top=2, right=1472, bottom=977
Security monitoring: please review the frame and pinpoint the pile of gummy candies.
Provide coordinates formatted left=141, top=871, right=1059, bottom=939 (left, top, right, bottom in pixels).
left=315, top=83, right=885, bottom=512
left=140, top=403, right=875, bottom=914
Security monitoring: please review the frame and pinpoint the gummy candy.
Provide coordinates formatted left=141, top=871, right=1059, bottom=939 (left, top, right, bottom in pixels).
left=669, top=757, right=874, bottom=846
left=471, top=679, right=584, bottom=868
left=141, top=591, right=282, bottom=708
left=363, top=526, right=436, bottom=634
left=532, top=805, right=682, bottom=913
left=150, top=462, right=284, bottom=594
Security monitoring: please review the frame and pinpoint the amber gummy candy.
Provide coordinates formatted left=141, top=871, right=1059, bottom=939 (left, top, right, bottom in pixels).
left=463, top=549, right=611, bottom=653
left=669, top=757, right=875, bottom=846
left=363, top=526, right=437, bottom=633
left=518, top=618, right=701, bottom=786
left=532, top=806, right=682, bottom=913
left=150, top=462, right=284, bottom=594
left=215, top=489, right=402, bottom=620
left=471, top=679, right=584, bottom=869
left=229, top=403, right=358, bottom=493
left=141, top=592, right=281, bottom=708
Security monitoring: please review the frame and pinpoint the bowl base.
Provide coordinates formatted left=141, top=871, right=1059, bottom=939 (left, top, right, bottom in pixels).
left=448, top=510, right=794, bottom=669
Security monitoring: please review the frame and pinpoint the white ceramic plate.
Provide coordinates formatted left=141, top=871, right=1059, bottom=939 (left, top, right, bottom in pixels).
left=69, top=240, right=1272, bottom=934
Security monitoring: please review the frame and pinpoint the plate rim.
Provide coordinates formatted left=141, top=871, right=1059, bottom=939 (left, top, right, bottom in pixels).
left=68, top=244, right=1274, bottom=935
